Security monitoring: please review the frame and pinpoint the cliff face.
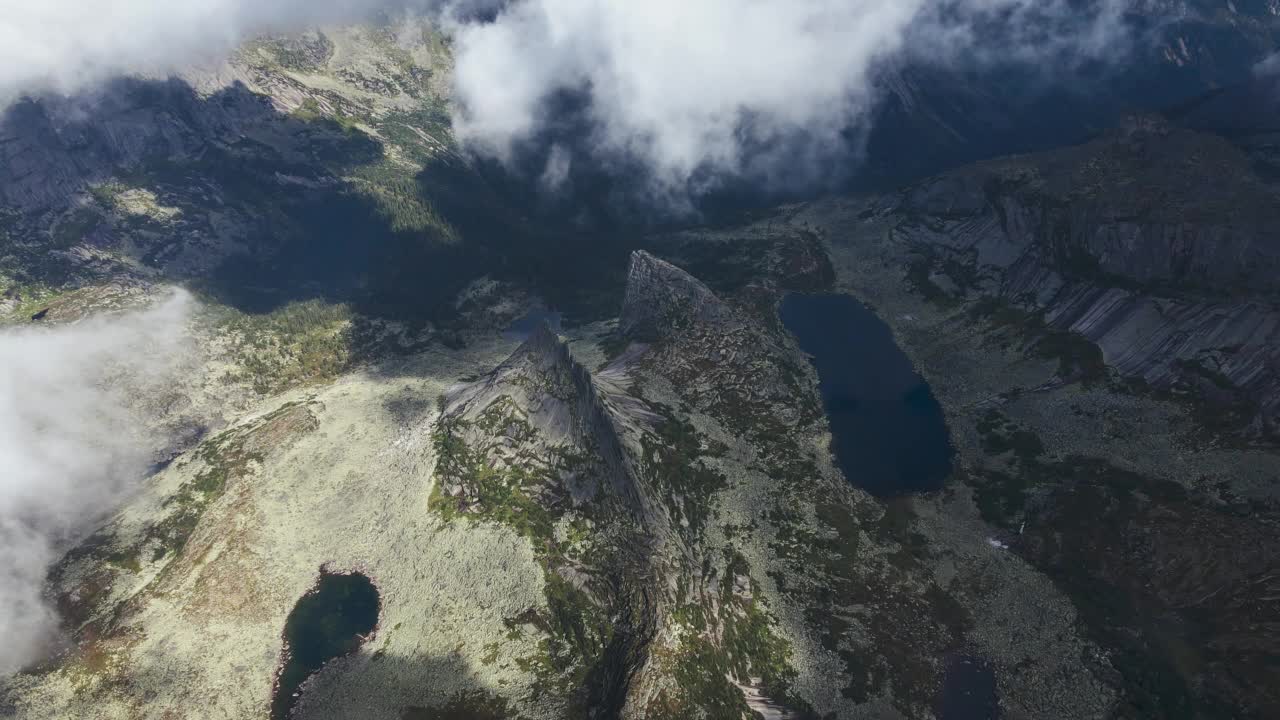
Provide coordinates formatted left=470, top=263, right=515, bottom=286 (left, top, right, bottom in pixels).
left=880, top=119, right=1280, bottom=438
left=431, top=322, right=662, bottom=717
left=439, top=322, right=652, bottom=518
left=618, top=250, right=728, bottom=342
left=0, top=81, right=269, bottom=214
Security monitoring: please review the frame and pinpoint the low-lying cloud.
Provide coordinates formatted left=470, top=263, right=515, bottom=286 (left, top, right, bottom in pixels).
left=0, top=292, right=195, bottom=675
left=0, top=0, right=387, bottom=102
left=1, top=1, right=1139, bottom=193
left=445, top=0, right=1133, bottom=195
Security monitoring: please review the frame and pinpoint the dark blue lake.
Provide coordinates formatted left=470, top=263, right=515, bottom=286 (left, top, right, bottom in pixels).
left=272, top=571, right=380, bottom=720
left=939, top=654, right=1001, bottom=720
left=779, top=293, right=954, bottom=497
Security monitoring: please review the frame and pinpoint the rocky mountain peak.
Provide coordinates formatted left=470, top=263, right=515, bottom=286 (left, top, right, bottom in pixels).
left=618, top=250, right=725, bottom=341
left=505, top=319, right=573, bottom=374
left=438, top=320, right=651, bottom=518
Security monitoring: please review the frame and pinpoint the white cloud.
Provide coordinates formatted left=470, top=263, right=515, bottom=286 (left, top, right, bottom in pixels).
left=0, top=291, right=195, bottom=675
left=446, top=0, right=1133, bottom=192
left=0, top=0, right=1138, bottom=194
left=1258, top=51, right=1280, bottom=77
left=0, top=0, right=385, bottom=102
left=0, top=0, right=1137, bottom=193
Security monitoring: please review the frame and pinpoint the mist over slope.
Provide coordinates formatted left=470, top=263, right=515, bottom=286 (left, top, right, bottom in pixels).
left=447, top=0, right=1133, bottom=192
left=0, top=292, right=194, bottom=675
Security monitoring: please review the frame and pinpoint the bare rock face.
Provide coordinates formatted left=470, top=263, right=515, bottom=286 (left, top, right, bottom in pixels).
left=438, top=321, right=655, bottom=521
left=1037, top=284, right=1280, bottom=436
left=0, top=80, right=270, bottom=213
left=898, top=118, right=1280, bottom=293
left=619, top=250, right=728, bottom=341
left=884, top=120, right=1280, bottom=438
left=431, top=322, right=665, bottom=717
left=615, top=249, right=820, bottom=440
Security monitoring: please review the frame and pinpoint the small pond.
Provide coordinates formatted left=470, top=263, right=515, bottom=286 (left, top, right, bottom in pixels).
left=939, top=654, right=1001, bottom=720
left=272, top=570, right=380, bottom=720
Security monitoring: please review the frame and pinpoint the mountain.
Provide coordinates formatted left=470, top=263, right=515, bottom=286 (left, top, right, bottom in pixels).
left=857, top=0, right=1280, bottom=189
left=677, top=115, right=1280, bottom=717
left=3, top=6, right=1280, bottom=720
left=2, top=251, right=991, bottom=718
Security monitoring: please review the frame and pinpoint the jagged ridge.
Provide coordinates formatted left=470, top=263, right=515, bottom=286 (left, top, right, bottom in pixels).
left=441, top=322, right=658, bottom=520
left=619, top=250, right=728, bottom=341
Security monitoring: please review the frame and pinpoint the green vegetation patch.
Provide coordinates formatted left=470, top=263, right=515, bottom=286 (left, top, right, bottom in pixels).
left=116, top=402, right=317, bottom=568
left=429, top=396, right=564, bottom=542
left=969, top=297, right=1107, bottom=383
left=401, top=690, right=512, bottom=720
left=648, top=547, right=811, bottom=718
left=143, top=425, right=265, bottom=561
left=764, top=455, right=961, bottom=712
left=637, top=409, right=727, bottom=538
left=214, top=300, right=354, bottom=395
left=977, top=408, right=1045, bottom=461
left=429, top=395, right=631, bottom=712
left=349, top=162, right=458, bottom=239
left=646, top=635, right=755, bottom=719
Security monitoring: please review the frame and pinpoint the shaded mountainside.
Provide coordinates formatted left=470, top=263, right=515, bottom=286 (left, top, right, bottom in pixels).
left=0, top=16, right=617, bottom=345
left=863, top=117, right=1280, bottom=439
left=669, top=117, right=1280, bottom=718
left=2, top=4, right=1276, bottom=334
left=0, top=16, right=634, bottom=416
left=0, top=21, right=473, bottom=320
left=857, top=0, right=1280, bottom=190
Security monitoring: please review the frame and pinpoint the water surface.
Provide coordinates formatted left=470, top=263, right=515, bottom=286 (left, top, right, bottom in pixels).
left=779, top=293, right=953, bottom=496
left=272, top=571, right=380, bottom=720
left=939, top=654, right=1000, bottom=720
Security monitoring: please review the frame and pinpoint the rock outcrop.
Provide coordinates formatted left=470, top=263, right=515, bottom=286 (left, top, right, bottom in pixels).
left=881, top=119, right=1280, bottom=437
left=438, top=321, right=659, bottom=525
left=432, top=321, right=668, bottom=718
left=0, top=80, right=270, bottom=214
left=618, top=250, right=729, bottom=341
